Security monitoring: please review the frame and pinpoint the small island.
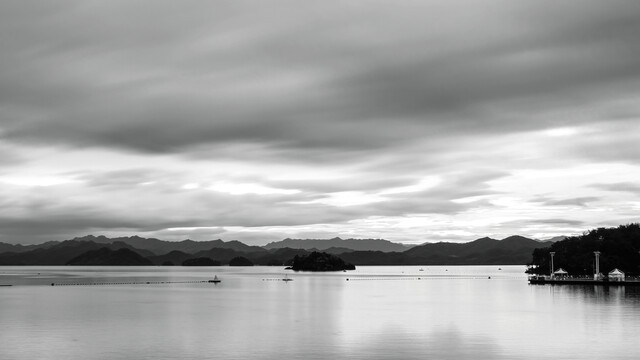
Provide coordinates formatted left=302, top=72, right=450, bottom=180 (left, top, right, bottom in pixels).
left=289, top=251, right=355, bottom=271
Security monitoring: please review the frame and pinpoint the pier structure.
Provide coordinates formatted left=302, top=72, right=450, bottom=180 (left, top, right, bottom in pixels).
left=529, top=249, right=639, bottom=286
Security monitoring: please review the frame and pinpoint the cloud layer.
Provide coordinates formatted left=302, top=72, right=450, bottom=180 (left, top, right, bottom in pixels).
left=1, top=1, right=639, bottom=244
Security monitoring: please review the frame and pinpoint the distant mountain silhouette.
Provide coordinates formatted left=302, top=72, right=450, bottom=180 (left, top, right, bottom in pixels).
left=71, top=235, right=266, bottom=254
left=400, top=235, right=547, bottom=265
left=264, top=237, right=412, bottom=252
left=545, top=235, right=567, bottom=242
left=0, top=240, right=151, bottom=265
left=148, top=250, right=193, bottom=266
left=66, top=247, right=153, bottom=265
left=339, top=250, right=410, bottom=265
left=340, top=236, right=549, bottom=265
left=253, top=248, right=311, bottom=266
left=191, top=248, right=253, bottom=265
left=182, top=257, right=221, bottom=266
left=229, top=256, right=254, bottom=266
left=319, top=247, right=355, bottom=254
left=0, top=234, right=560, bottom=266
left=0, top=241, right=59, bottom=253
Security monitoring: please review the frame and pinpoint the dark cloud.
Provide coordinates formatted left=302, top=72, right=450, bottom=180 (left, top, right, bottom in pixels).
left=591, top=182, right=640, bottom=194
left=79, top=168, right=177, bottom=189
left=0, top=148, right=25, bottom=166
left=532, top=196, right=600, bottom=207
left=529, top=219, right=586, bottom=226
left=1, top=0, right=639, bottom=163
left=267, top=177, right=416, bottom=195
left=0, top=207, right=201, bottom=244
left=572, top=136, right=640, bottom=165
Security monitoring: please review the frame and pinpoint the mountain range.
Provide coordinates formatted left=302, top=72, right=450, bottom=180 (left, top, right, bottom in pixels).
left=0, top=235, right=554, bottom=266
left=264, top=237, right=413, bottom=252
left=341, top=236, right=554, bottom=265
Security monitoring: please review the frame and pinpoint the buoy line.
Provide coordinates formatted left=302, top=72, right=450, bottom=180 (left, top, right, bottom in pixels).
left=49, top=280, right=213, bottom=286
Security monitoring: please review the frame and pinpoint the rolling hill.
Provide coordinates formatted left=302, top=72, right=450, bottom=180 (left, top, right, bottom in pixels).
left=264, top=237, right=412, bottom=252
left=0, top=234, right=557, bottom=266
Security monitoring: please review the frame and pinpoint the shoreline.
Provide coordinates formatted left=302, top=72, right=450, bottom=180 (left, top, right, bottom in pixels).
left=529, top=278, right=640, bottom=286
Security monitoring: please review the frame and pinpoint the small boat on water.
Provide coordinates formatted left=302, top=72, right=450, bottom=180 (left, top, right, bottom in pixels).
left=419, top=268, right=424, bottom=271
left=282, top=274, right=293, bottom=282
left=209, top=275, right=221, bottom=284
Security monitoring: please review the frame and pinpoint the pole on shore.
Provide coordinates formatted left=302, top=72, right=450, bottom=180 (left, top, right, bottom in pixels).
left=594, top=251, right=601, bottom=280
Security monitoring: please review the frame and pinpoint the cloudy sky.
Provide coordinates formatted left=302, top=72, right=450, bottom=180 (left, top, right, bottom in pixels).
left=1, top=0, right=639, bottom=245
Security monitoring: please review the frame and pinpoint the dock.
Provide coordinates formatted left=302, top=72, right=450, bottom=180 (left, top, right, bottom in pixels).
left=530, top=250, right=640, bottom=286
left=528, top=277, right=640, bottom=286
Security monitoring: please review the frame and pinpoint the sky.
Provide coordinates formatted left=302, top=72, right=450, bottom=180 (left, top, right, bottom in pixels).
left=1, top=0, right=640, bottom=245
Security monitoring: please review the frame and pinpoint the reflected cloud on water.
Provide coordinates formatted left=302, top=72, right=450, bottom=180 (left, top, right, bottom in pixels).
left=337, top=326, right=506, bottom=360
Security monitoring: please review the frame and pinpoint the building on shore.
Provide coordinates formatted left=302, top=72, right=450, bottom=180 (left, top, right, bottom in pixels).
left=552, top=268, right=568, bottom=278
left=609, top=268, right=625, bottom=282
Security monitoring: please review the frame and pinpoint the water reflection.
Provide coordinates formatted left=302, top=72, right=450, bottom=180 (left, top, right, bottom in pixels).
left=2, top=266, right=640, bottom=360
left=547, top=283, right=640, bottom=304
left=338, top=326, right=505, bottom=360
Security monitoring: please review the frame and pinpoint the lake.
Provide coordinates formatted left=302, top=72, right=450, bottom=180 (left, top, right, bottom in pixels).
left=1, top=266, right=639, bottom=359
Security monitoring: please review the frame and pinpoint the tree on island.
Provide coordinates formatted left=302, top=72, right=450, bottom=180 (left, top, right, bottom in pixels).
left=182, top=257, right=221, bottom=266
left=527, top=224, right=640, bottom=276
left=229, top=256, right=254, bottom=266
left=290, top=251, right=355, bottom=271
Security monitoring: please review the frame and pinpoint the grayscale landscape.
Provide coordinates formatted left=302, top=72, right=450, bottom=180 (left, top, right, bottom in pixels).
left=1, top=1, right=640, bottom=359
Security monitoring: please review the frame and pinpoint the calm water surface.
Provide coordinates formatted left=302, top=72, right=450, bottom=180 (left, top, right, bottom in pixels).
left=1, top=266, right=639, bottom=359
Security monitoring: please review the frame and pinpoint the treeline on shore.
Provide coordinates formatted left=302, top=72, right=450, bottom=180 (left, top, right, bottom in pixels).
left=527, top=223, right=640, bottom=276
